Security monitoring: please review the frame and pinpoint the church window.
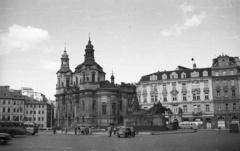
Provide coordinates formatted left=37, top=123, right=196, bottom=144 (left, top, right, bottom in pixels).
left=120, top=100, right=122, bottom=110
left=102, top=103, right=107, bottom=115
left=76, top=77, right=78, bottom=85
left=83, top=73, right=85, bottom=82
left=66, top=78, right=70, bottom=87
left=92, top=100, right=96, bottom=110
left=92, top=73, right=95, bottom=82
left=112, top=102, right=116, bottom=115
left=82, top=101, right=85, bottom=111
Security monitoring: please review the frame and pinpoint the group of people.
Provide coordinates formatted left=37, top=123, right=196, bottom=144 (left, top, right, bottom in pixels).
left=107, top=126, right=117, bottom=137
left=77, top=126, right=92, bottom=135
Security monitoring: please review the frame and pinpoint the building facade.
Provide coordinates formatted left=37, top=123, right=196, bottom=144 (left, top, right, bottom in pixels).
left=137, top=65, right=215, bottom=129
left=21, top=87, right=48, bottom=102
left=24, top=96, right=54, bottom=129
left=0, top=86, right=25, bottom=121
left=0, top=85, right=54, bottom=129
left=211, top=55, right=240, bottom=129
left=55, top=38, right=136, bottom=128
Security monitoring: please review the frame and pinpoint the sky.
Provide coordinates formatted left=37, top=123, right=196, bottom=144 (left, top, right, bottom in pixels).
left=0, top=0, right=240, bottom=100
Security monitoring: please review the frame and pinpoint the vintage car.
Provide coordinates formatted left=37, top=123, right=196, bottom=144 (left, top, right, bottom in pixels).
left=117, top=126, right=135, bottom=138
left=0, top=133, right=11, bottom=145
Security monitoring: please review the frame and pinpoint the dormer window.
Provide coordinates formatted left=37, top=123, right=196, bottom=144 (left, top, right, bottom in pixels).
left=223, top=71, right=226, bottom=76
left=162, top=74, right=167, bottom=80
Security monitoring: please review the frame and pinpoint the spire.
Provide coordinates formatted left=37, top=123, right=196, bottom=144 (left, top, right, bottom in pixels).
left=84, top=35, right=95, bottom=64
left=111, top=69, right=115, bottom=84
left=192, top=58, right=196, bottom=69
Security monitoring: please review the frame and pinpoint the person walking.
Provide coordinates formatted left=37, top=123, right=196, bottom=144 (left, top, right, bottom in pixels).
left=218, top=126, right=221, bottom=133
left=89, top=127, right=92, bottom=135
left=113, top=126, right=117, bottom=135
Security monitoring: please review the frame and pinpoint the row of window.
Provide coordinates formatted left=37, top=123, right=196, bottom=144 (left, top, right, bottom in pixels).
left=149, top=70, right=209, bottom=81
left=142, top=82, right=209, bottom=92
left=1, top=108, right=22, bottom=113
left=141, top=93, right=210, bottom=103
left=217, top=103, right=238, bottom=111
left=0, top=116, right=44, bottom=121
left=0, top=100, right=23, bottom=105
left=216, top=90, right=236, bottom=97
left=26, top=110, right=44, bottom=114
left=26, top=104, right=45, bottom=108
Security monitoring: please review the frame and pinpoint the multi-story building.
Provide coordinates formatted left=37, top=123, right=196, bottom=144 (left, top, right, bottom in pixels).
left=21, top=87, right=48, bottom=102
left=0, top=86, right=25, bottom=121
left=137, top=65, right=214, bottom=129
left=211, top=54, right=240, bottom=129
left=0, top=85, right=54, bottom=129
left=55, top=38, right=136, bottom=128
left=24, top=96, right=54, bottom=129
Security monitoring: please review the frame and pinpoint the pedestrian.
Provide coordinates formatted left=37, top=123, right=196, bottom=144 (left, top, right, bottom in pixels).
left=81, top=126, right=85, bottom=135
left=89, top=127, right=92, bottom=135
left=218, top=126, right=221, bottom=133
left=53, top=126, right=56, bottom=134
left=78, top=126, right=80, bottom=134
left=113, top=126, right=117, bottom=135
left=65, top=127, right=68, bottom=134
left=108, top=126, right=112, bottom=137
left=74, top=125, right=77, bottom=135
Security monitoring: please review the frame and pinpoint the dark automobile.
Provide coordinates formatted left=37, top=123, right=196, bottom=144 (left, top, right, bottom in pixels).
left=0, top=133, right=11, bottom=145
left=117, top=127, right=135, bottom=138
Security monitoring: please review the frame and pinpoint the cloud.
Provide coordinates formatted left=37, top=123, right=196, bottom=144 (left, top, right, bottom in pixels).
left=39, top=60, right=60, bottom=72
left=0, top=24, right=53, bottom=54
left=161, top=3, right=206, bottom=37
left=179, top=2, right=194, bottom=14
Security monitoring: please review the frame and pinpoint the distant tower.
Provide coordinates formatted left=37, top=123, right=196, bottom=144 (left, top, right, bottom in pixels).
left=56, top=46, right=72, bottom=88
left=111, top=70, right=115, bottom=84
left=192, top=58, right=196, bottom=69
left=84, top=35, right=95, bottom=65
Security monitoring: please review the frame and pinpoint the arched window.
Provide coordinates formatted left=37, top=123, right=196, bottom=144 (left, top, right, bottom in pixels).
left=102, top=102, right=106, bottom=115
left=92, top=100, right=96, bottom=110
left=92, top=72, right=95, bottom=82
left=82, top=100, right=85, bottom=111
left=83, top=73, right=85, bottom=82
left=112, top=102, right=116, bottom=115
left=119, top=100, right=122, bottom=110
left=76, top=77, right=78, bottom=85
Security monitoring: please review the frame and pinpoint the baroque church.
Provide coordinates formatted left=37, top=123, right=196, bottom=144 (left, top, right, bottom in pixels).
left=55, top=38, right=137, bottom=128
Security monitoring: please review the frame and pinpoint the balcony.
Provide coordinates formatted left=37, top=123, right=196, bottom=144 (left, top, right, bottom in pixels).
left=181, top=88, right=187, bottom=94
left=150, top=90, right=158, bottom=95
left=192, top=111, right=202, bottom=116
left=203, top=87, right=209, bottom=93
left=192, top=88, right=201, bottom=93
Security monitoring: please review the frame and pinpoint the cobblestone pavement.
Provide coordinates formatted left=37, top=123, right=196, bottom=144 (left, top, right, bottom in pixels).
left=1, top=130, right=240, bottom=151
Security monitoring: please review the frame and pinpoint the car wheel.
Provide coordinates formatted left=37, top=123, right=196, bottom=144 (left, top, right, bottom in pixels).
left=0, top=138, right=7, bottom=145
left=117, top=136, right=120, bottom=138
left=9, top=131, right=16, bottom=137
left=32, top=133, right=35, bottom=135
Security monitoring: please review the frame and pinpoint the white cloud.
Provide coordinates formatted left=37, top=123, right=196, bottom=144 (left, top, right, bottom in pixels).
left=161, top=3, right=206, bottom=37
left=39, top=60, right=60, bottom=72
left=0, top=24, right=53, bottom=54
left=179, top=2, right=194, bottom=14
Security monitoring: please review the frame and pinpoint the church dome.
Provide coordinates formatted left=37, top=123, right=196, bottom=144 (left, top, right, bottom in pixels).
left=86, top=39, right=94, bottom=49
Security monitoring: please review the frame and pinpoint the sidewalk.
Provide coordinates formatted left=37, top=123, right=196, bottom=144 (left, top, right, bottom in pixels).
left=55, top=129, right=197, bottom=135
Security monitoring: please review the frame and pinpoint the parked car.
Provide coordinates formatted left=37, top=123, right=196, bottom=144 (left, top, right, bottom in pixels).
left=117, top=126, right=135, bottom=138
left=0, top=133, right=11, bottom=145
left=229, top=123, right=239, bottom=133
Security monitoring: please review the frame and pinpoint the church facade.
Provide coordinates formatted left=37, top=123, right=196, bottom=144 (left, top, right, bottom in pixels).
left=55, top=38, right=137, bottom=128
